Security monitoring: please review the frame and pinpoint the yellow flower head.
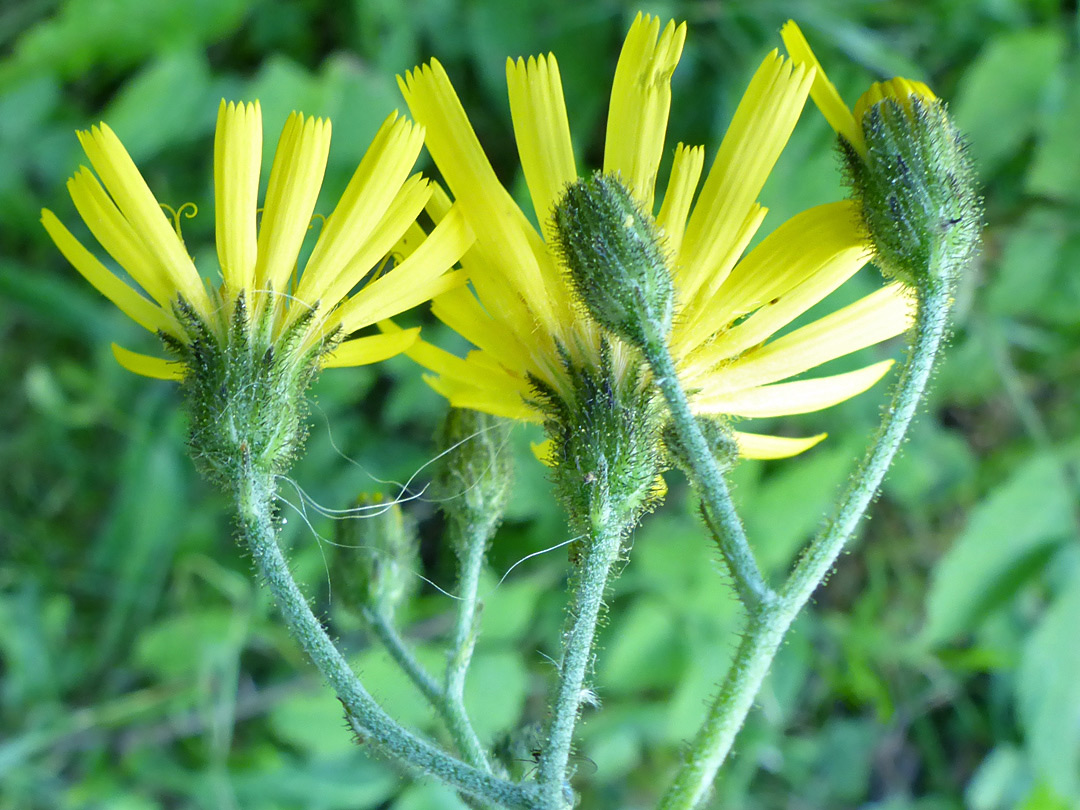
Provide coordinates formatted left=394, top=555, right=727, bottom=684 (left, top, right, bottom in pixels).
left=780, top=21, right=937, bottom=158
left=781, top=21, right=979, bottom=293
left=42, top=100, right=473, bottom=380
left=397, top=13, right=915, bottom=460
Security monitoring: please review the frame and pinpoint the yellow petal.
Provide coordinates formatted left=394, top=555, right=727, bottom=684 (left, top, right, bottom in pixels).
left=444, top=379, right=539, bottom=423
left=680, top=50, right=814, bottom=304
left=676, top=203, right=766, bottom=343
left=432, top=286, right=531, bottom=369
left=253, top=112, right=332, bottom=297
left=779, top=21, right=864, bottom=155
left=603, top=13, right=687, bottom=210
left=699, top=282, right=915, bottom=397
left=507, top=53, right=577, bottom=234
left=382, top=321, right=480, bottom=384
left=214, top=99, right=262, bottom=291
left=297, top=113, right=425, bottom=305
left=531, top=438, right=555, bottom=465
left=66, top=167, right=172, bottom=306
left=42, top=209, right=171, bottom=334
left=76, top=123, right=211, bottom=318
left=733, top=430, right=827, bottom=459
left=111, top=342, right=183, bottom=380
left=656, top=143, right=704, bottom=260
left=695, top=359, right=894, bottom=417
left=853, top=77, right=937, bottom=123
left=334, top=206, right=472, bottom=333
left=677, top=201, right=870, bottom=355
left=321, top=326, right=420, bottom=368
left=399, top=59, right=557, bottom=330
left=304, top=173, right=432, bottom=319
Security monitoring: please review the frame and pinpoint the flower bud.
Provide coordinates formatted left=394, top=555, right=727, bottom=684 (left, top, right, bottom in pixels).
left=844, top=82, right=981, bottom=294
left=551, top=172, right=674, bottom=349
left=663, top=416, right=739, bottom=476
left=333, top=493, right=419, bottom=619
left=434, top=408, right=514, bottom=557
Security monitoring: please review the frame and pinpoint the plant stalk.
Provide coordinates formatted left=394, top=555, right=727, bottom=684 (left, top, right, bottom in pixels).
left=642, top=322, right=774, bottom=609
left=445, top=518, right=495, bottom=771
left=234, top=461, right=532, bottom=809
left=536, top=497, right=626, bottom=809
left=657, top=280, right=951, bottom=810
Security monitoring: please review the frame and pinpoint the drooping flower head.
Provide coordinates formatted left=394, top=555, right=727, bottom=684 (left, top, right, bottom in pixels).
left=42, top=101, right=473, bottom=480
left=781, top=22, right=981, bottom=292
left=396, top=13, right=914, bottom=461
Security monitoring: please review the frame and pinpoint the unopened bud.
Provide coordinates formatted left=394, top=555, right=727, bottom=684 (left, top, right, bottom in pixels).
left=434, top=408, right=514, bottom=556
left=552, top=172, right=674, bottom=349
left=845, top=82, right=981, bottom=293
left=334, top=493, right=418, bottom=618
left=663, top=417, right=738, bottom=475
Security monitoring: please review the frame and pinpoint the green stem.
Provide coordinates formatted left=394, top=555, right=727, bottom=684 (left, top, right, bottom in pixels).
left=235, top=462, right=532, bottom=809
left=363, top=603, right=494, bottom=807
left=445, top=518, right=495, bottom=772
left=657, top=281, right=951, bottom=810
left=536, top=498, right=625, bottom=809
left=361, top=606, right=444, bottom=709
left=642, top=322, right=774, bottom=609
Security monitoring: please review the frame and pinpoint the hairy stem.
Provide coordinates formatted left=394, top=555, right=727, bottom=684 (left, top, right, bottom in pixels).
left=360, top=607, right=443, bottom=710
left=642, top=321, right=774, bottom=609
left=445, top=518, right=494, bottom=772
left=234, top=462, right=532, bottom=809
left=537, top=498, right=625, bottom=809
left=658, top=280, right=951, bottom=810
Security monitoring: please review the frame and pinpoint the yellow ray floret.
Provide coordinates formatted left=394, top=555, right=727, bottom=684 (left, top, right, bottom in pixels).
left=399, top=12, right=915, bottom=459
left=43, top=100, right=473, bottom=380
left=781, top=20, right=937, bottom=158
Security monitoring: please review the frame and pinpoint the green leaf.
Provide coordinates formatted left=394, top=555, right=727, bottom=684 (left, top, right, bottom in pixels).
left=101, top=51, right=214, bottom=162
left=951, top=29, right=1066, bottom=176
left=267, top=688, right=356, bottom=757
left=742, top=440, right=858, bottom=575
left=464, top=649, right=529, bottom=741
left=1017, top=571, right=1080, bottom=799
left=966, top=744, right=1032, bottom=810
left=244, top=53, right=400, bottom=200
left=600, top=597, right=684, bottom=695
left=391, top=783, right=469, bottom=810
left=477, top=572, right=545, bottom=643
left=0, top=0, right=255, bottom=89
left=133, top=609, right=236, bottom=681
left=1026, top=57, right=1080, bottom=202
left=985, top=209, right=1068, bottom=318
left=921, top=453, right=1073, bottom=645
left=228, top=752, right=397, bottom=810
left=349, top=645, right=439, bottom=732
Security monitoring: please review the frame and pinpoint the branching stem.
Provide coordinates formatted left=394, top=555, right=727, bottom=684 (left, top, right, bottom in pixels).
left=234, top=464, right=532, bottom=809
left=657, top=278, right=951, bottom=810
left=641, top=320, right=775, bottom=609
left=445, top=518, right=495, bottom=772
left=536, top=496, right=626, bottom=809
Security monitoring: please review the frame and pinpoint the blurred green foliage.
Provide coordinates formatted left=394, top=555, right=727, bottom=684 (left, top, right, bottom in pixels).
left=2, top=1, right=1079, bottom=809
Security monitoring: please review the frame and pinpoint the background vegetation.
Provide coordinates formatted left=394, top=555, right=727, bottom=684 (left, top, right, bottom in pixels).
left=2, top=1, right=1078, bottom=808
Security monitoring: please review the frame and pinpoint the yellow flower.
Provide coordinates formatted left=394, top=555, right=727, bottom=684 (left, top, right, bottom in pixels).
left=396, top=13, right=915, bottom=460
left=780, top=20, right=936, bottom=158
left=42, top=100, right=473, bottom=380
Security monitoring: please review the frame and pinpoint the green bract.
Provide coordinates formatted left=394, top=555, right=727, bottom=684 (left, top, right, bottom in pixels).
left=164, top=292, right=335, bottom=486
left=846, top=94, right=982, bottom=293
left=551, top=172, right=674, bottom=350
